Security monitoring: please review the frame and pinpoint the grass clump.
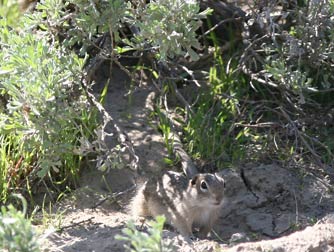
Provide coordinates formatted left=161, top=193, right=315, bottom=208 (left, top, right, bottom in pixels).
left=183, top=57, right=249, bottom=166
left=116, top=215, right=175, bottom=252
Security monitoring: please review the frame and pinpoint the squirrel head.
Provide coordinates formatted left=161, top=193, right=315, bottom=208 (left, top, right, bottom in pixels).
left=189, top=173, right=225, bottom=206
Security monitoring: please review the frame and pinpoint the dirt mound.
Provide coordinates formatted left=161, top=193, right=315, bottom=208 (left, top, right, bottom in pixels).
left=227, top=219, right=334, bottom=252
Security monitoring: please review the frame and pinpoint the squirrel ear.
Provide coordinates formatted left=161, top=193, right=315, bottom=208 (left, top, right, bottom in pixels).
left=190, top=175, right=198, bottom=186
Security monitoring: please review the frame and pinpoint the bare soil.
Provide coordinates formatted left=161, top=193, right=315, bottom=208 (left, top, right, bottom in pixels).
left=40, top=66, right=334, bottom=252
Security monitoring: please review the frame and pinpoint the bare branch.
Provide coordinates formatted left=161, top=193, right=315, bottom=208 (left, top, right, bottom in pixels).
left=81, top=77, right=140, bottom=173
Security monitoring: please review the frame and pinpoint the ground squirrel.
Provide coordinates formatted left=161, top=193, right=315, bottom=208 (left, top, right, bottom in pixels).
left=131, top=171, right=225, bottom=238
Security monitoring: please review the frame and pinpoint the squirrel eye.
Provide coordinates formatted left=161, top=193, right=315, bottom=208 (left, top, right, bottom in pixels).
left=200, top=181, right=208, bottom=191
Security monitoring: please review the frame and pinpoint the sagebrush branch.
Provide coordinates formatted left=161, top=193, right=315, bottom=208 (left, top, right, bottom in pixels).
left=81, top=77, right=139, bottom=172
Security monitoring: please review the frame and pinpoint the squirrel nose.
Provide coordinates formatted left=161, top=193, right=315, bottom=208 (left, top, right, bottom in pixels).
left=214, top=197, right=220, bottom=205
left=215, top=194, right=223, bottom=203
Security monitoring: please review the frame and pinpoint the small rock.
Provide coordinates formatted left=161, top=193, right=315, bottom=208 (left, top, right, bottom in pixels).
left=229, top=232, right=250, bottom=244
left=144, top=135, right=152, bottom=142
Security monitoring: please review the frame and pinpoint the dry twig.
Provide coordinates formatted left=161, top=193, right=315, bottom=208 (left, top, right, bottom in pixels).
left=81, top=77, right=140, bottom=173
left=91, top=184, right=136, bottom=209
